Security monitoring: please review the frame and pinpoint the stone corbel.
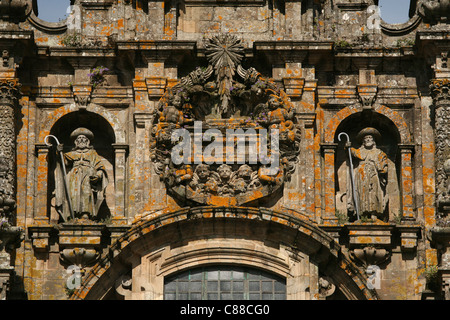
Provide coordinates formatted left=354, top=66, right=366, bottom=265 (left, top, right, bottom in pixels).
left=282, top=77, right=305, bottom=100
left=351, top=246, right=390, bottom=267
left=347, top=224, right=394, bottom=267
left=28, top=224, right=55, bottom=252
left=114, top=273, right=132, bottom=299
left=318, top=276, right=336, bottom=300
left=397, top=225, right=421, bottom=253
left=146, top=77, right=167, bottom=100
left=66, top=57, right=98, bottom=110
left=71, top=84, right=92, bottom=110
left=357, top=84, right=378, bottom=110
left=58, top=223, right=106, bottom=270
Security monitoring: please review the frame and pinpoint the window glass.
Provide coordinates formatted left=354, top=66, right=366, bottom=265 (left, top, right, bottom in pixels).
left=164, top=266, right=286, bottom=300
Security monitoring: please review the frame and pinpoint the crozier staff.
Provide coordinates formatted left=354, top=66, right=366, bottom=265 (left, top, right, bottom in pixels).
left=55, top=128, right=108, bottom=221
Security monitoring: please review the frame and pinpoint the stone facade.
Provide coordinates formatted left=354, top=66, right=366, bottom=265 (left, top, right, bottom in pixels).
left=0, top=0, right=448, bottom=300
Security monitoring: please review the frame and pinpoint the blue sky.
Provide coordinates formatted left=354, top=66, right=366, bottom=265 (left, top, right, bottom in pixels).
left=36, top=0, right=411, bottom=24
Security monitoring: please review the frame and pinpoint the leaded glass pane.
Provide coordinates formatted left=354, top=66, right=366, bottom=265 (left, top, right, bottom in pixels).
left=164, top=266, right=286, bottom=300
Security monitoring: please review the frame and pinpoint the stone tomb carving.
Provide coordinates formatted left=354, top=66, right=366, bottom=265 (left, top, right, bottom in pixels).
left=150, top=34, right=301, bottom=206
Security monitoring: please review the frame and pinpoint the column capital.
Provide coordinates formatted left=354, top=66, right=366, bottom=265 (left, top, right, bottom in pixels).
left=430, top=78, right=450, bottom=107
left=320, top=142, right=338, bottom=153
left=134, top=112, right=155, bottom=128
left=0, top=78, right=21, bottom=106
left=398, top=144, right=415, bottom=153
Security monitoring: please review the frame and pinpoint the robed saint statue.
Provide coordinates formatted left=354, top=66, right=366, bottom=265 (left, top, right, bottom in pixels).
left=55, top=128, right=108, bottom=221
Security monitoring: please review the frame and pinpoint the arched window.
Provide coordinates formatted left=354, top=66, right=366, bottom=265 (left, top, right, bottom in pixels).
left=37, top=0, right=71, bottom=22
left=164, top=266, right=286, bottom=300
left=378, top=0, right=411, bottom=24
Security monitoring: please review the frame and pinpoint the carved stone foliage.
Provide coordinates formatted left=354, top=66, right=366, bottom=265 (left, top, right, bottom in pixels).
left=430, top=79, right=450, bottom=216
left=150, top=34, right=301, bottom=206
left=0, top=79, right=20, bottom=221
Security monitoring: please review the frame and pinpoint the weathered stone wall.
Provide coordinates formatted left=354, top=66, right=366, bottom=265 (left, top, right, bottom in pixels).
left=0, top=0, right=448, bottom=300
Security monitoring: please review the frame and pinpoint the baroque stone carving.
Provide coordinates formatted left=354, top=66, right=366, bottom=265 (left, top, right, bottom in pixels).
left=55, top=128, right=108, bottom=221
left=150, top=34, right=301, bottom=206
left=318, top=277, right=336, bottom=299
left=430, top=79, right=450, bottom=216
left=345, top=128, right=389, bottom=220
left=0, top=79, right=20, bottom=222
left=418, top=0, right=450, bottom=23
left=0, top=0, right=31, bottom=22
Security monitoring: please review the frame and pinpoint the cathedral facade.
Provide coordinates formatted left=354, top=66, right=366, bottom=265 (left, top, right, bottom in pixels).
left=0, top=0, right=449, bottom=300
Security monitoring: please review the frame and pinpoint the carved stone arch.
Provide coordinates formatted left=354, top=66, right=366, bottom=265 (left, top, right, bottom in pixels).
left=70, top=207, right=378, bottom=300
left=38, top=103, right=125, bottom=144
left=324, top=104, right=411, bottom=145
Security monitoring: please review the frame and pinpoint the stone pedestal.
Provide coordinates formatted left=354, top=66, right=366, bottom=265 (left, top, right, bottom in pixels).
left=58, top=223, right=106, bottom=270
left=347, top=223, right=394, bottom=266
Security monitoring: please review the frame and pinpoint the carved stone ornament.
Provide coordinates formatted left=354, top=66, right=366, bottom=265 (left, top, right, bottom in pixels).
left=0, top=79, right=21, bottom=221
left=150, top=34, right=301, bottom=206
left=318, top=276, right=336, bottom=299
left=357, top=84, right=378, bottom=110
left=58, top=222, right=106, bottom=269
left=430, top=79, right=450, bottom=215
left=418, top=0, right=450, bottom=23
left=351, top=246, right=390, bottom=267
left=431, top=79, right=450, bottom=105
left=0, top=0, right=32, bottom=22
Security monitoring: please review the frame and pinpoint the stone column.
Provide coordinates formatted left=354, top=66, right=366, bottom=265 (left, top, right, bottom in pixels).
left=34, top=144, right=51, bottom=222
left=0, top=78, right=21, bottom=218
left=430, top=78, right=450, bottom=215
left=112, top=143, right=128, bottom=218
left=399, top=144, right=416, bottom=221
left=0, top=77, right=24, bottom=299
left=430, top=77, right=450, bottom=299
left=321, top=143, right=338, bottom=225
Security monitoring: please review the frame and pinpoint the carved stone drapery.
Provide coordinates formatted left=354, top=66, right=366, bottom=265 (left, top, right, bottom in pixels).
left=430, top=79, right=450, bottom=218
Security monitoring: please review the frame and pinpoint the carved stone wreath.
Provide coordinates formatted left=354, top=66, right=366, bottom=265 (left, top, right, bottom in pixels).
left=150, top=34, right=301, bottom=207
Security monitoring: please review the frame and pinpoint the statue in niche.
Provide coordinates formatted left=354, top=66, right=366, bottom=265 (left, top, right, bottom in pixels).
left=345, top=127, right=389, bottom=220
left=55, top=128, right=108, bottom=221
